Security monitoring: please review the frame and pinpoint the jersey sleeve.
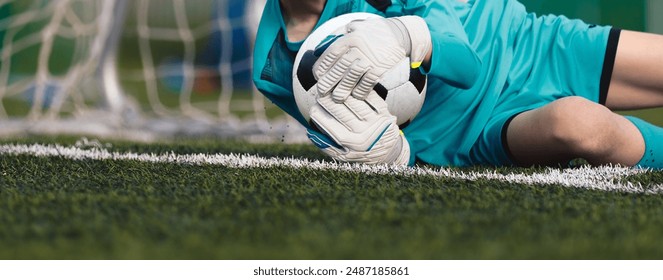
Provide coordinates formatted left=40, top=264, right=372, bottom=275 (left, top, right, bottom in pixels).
left=400, top=0, right=481, bottom=89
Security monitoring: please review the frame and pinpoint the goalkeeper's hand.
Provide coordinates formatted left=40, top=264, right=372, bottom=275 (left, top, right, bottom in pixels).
left=313, top=15, right=432, bottom=103
left=306, top=92, right=410, bottom=166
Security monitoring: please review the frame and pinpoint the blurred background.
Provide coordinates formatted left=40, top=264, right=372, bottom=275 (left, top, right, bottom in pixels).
left=521, top=0, right=656, bottom=32
left=0, top=0, right=661, bottom=141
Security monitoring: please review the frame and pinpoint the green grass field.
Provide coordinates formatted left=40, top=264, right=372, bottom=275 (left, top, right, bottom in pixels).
left=3, top=0, right=663, bottom=261
left=1, top=137, right=663, bottom=260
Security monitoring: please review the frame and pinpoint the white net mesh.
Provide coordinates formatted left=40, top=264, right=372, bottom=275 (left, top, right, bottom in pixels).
left=0, top=0, right=306, bottom=142
left=0, top=0, right=114, bottom=135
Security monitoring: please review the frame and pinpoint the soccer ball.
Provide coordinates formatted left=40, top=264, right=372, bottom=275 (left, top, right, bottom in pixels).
left=292, top=12, right=427, bottom=129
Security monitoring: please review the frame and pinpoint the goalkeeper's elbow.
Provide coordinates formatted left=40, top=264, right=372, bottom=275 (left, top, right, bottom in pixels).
left=424, top=34, right=482, bottom=89
left=440, top=47, right=481, bottom=89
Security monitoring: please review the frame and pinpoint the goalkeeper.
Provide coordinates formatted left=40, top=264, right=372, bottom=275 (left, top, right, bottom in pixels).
left=253, top=0, right=663, bottom=169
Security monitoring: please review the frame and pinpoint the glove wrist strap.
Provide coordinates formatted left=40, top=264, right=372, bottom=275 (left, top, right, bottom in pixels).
left=391, top=133, right=411, bottom=166
left=391, top=16, right=432, bottom=69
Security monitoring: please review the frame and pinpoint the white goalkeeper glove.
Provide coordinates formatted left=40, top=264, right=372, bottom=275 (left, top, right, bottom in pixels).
left=313, top=16, right=432, bottom=103
left=307, top=92, right=410, bottom=166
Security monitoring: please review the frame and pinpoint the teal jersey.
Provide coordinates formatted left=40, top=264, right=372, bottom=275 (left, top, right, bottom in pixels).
left=253, top=0, right=611, bottom=167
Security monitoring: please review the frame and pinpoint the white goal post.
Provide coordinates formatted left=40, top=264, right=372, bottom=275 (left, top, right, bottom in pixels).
left=0, top=0, right=305, bottom=142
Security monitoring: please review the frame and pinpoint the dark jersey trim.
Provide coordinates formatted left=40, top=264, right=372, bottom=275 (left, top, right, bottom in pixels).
left=366, top=0, right=391, bottom=12
left=599, top=28, right=622, bottom=105
left=500, top=111, right=526, bottom=167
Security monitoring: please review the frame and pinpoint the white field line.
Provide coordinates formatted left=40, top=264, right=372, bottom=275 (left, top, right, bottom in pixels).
left=1, top=143, right=662, bottom=195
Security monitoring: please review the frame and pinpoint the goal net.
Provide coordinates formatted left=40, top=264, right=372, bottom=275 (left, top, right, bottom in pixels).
left=0, top=0, right=306, bottom=143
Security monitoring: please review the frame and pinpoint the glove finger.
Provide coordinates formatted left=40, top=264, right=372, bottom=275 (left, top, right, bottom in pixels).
left=343, top=97, right=398, bottom=150
left=331, top=57, right=369, bottom=103
left=309, top=103, right=350, bottom=145
left=316, top=93, right=364, bottom=130
left=363, top=91, right=390, bottom=114
left=352, top=70, right=381, bottom=100
left=313, top=41, right=348, bottom=80
left=310, top=106, right=370, bottom=153
left=315, top=53, right=354, bottom=97
left=342, top=94, right=396, bottom=132
left=315, top=97, right=395, bottom=152
left=342, top=96, right=378, bottom=123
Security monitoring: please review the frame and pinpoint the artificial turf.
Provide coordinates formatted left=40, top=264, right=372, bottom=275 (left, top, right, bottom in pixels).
left=1, top=137, right=663, bottom=259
